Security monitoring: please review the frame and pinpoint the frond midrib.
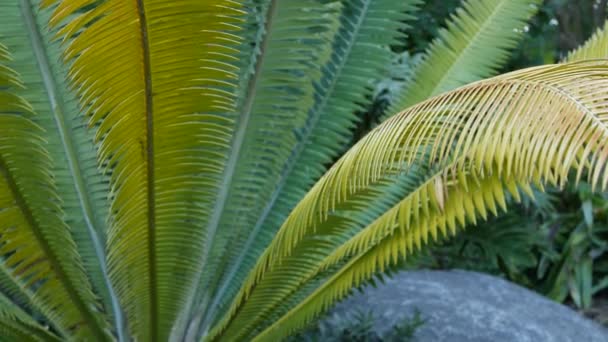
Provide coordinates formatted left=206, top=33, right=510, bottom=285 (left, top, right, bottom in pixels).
left=0, top=156, right=107, bottom=341
left=134, top=0, right=158, bottom=340
left=18, top=1, right=125, bottom=339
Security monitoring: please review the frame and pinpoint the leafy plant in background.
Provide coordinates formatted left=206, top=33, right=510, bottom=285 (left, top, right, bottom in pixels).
left=1, top=1, right=608, bottom=342
left=287, top=309, right=425, bottom=342
left=539, top=182, right=608, bottom=309
left=418, top=177, right=608, bottom=319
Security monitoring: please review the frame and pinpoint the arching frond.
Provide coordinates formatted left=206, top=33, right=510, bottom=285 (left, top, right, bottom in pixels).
left=0, top=1, right=123, bottom=335
left=209, top=61, right=608, bottom=341
left=207, top=169, right=430, bottom=341
left=197, top=0, right=422, bottom=333
left=565, top=20, right=608, bottom=62
left=0, top=44, right=111, bottom=340
left=387, top=0, right=541, bottom=117
left=251, top=170, right=521, bottom=342
left=44, top=0, right=246, bottom=340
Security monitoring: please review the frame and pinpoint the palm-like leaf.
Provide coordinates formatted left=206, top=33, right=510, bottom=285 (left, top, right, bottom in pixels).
left=184, top=3, right=343, bottom=336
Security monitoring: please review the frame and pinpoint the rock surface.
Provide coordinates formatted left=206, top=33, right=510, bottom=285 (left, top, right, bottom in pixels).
left=318, top=270, right=608, bottom=342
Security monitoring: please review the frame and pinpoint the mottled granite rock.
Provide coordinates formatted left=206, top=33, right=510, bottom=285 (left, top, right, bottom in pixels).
left=318, top=270, right=608, bottom=342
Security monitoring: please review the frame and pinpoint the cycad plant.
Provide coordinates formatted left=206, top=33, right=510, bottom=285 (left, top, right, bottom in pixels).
left=1, top=0, right=607, bottom=341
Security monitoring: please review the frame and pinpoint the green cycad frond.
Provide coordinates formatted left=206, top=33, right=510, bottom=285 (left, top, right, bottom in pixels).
left=186, top=0, right=342, bottom=335
left=209, top=61, right=608, bottom=341
left=198, top=0, right=422, bottom=330
left=44, top=0, right=245, bottom=340
left=0, top=0, right=121, bottom=333
left=169, top=2, right=266, bottom=337
left=0, top=292, right=60, bottom=342
left=387, top=0, right=541, bottom=117
left=0, top=264, right=38, bottom=319
left=0, top=45, right=111, bottom=340
left=200, top=0, right=341, bottom=284
left=565, top=20, right=608, bottom=62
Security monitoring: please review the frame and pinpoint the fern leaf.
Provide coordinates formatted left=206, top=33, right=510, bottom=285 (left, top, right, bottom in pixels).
left=565, top=20, right=608, bottom=62
left=209, top=61, right=608, bottom=341
left=387, top=0, right=541, bottom=117
left=0, top=44, right=111, bottom=340
left=44, top=0, right=245, bottom=340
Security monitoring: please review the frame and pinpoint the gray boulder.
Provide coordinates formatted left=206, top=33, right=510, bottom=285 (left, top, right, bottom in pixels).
left=319, top=270, right=608, bottom=342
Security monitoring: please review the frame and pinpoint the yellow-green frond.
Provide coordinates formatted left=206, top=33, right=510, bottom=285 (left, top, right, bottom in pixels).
left=44, top=0, right=246, bottom=340
left=206, top=170, right=429, bottom=341
left=565, top=20, right=608, bottom=62
left=251, top=168, right=528, bottom=341
left=209, top=60, right=608, bottom=341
